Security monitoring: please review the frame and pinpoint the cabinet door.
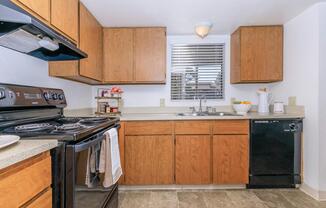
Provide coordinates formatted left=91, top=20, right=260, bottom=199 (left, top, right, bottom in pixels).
left=79, top=3, right=103, bottom=81
left=175, top=135, right=211, bottom=184
left=103, top=28, right=134, bottom=83
left=230, top=29, right=241, bottom=83
left=125, top=135, right=173, bottom=185
left=240, top=26, right=283, bottom=82
left=14, top=0, right=50, bottom=21
left=0, top=152, right=51, bottom=207
left=213, top=135, right=249, bottom=184
left=51, top=0, right=78, bottom=42
left=134, top=28, right=166, bottom=83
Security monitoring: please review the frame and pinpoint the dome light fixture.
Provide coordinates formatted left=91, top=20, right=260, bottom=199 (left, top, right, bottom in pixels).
left=195, top=22, right=213, bottom=38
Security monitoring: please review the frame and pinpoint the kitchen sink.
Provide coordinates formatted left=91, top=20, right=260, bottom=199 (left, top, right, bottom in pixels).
left=176, top=112, right=242, bottom=117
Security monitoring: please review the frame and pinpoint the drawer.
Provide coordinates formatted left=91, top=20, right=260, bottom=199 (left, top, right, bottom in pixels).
left=213, top=120, right=249, bottom=135
left=27, top=188, right=52, bottom=208
left=175, top=121, right=211, bottom=135
left=0, top=152, right=52, bottom=207
left=125, top=121, right=173, bottom=135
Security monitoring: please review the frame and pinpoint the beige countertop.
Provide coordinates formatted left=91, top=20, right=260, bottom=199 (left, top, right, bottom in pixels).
left=0, top=139, right=58, bottom=170
left=119, top=112, right=304, bottom=121
left=64, top=106, right=304, bottom=121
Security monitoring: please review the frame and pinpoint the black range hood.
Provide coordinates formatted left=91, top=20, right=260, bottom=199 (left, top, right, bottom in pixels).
left=0, top=0, right=87, bottom=61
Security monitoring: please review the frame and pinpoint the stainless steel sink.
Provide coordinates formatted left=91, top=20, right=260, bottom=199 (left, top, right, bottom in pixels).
left=176, top=112, right=241, bottom=117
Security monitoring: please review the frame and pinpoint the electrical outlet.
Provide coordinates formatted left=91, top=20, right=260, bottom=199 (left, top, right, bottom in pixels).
left=288, top=96, right=297, bottom=106
left=230, top=97, right=236, bottom=104
left=160, top=98, right=165, bottom=107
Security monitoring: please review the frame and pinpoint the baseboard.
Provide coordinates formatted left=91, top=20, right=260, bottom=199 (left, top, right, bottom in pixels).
left=119, top=184, right=246, bottom=191
left=299, top=183, right=326, bottom=201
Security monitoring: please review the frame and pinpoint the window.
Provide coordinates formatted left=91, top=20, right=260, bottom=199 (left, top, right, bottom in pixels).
left=170, top=44, right=225, bottom=100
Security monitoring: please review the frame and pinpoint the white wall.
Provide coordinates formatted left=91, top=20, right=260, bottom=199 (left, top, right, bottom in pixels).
left=92, top=35, right=272, bottom=108
left=318, top=3, right=326, bottom=192
left=271, top=2, right=326, bottom=194
left=271, top=4, right=320, bottom=190
left=0, top=47, right=93, bottom=109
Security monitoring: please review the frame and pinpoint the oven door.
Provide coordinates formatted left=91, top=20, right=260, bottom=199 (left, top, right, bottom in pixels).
left=65, top=125, right=120, bottom=208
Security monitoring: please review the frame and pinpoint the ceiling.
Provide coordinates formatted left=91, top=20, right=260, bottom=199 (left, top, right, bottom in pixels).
left=80, top=0, right=323, bottom=35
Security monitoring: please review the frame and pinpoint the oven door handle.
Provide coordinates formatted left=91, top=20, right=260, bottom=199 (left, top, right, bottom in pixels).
left=74, top=135, right=104, bottom=152
left=73, top=124, right=121, bottom=152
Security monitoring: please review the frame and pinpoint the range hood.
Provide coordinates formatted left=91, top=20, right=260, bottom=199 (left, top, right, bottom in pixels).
left=0, top=0, right=87, bottom=61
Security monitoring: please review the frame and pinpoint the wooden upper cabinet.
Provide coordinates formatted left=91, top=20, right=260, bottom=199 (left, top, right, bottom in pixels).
left=231, top=26, right=283, bottom=83
left=49, top=3, right=103, bottom=84
left=51, top=0, right=79, bottom=42
left=79, top=3, right=103, bottom=81
left=102, top=27, right=166, bottom=84
left=134, top=28, right=166, bottom=83
left=13, top=0, right=50, bottom=21
left=103, top=28, right=134, bottom=83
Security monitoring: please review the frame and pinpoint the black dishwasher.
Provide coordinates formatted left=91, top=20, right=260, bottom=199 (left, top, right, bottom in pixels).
left=248, top=119, right=303, bottom=188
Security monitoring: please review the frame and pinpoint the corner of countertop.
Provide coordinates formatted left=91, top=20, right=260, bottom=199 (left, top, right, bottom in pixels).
left=0, top=140, right=58, bottom=170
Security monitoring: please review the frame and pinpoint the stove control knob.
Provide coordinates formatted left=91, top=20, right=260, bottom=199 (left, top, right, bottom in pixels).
left=52, top=93, right=58, bottom=100
left=0, top=89, right=6, bottom=100
left=43, top=92, right=50, bottom=100
left=58, top=94, right=65, bottom=100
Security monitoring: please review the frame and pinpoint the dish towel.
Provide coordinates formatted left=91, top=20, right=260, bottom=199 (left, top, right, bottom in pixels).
left=85, top=146, right=97, bottom=188
left=99, top=128, right=123, bottom=188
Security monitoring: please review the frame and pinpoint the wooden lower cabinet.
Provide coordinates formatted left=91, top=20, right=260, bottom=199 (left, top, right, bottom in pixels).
left=121, top=120, right=250, bottom=185
left=175, top=135, right=211, bottom=184
left=0, top=151, right=52, bottom=207
left=212, top=135, right=249, bottom=184
left=118, top=122, right=125, bottom=184
left=124, top=135, right=174, bottom=185
left=27, top=188, right=52, bottom=208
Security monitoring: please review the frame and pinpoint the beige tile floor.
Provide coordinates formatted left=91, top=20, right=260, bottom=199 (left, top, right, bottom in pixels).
left=118, top=189, right=326, bottom=208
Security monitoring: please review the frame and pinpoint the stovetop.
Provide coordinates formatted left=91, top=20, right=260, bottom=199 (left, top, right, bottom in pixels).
left=1, top=116, right=120, bottom=141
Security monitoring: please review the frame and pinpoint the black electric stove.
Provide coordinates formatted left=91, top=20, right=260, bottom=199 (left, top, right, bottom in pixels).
left=1, top=115, right=119, bottom=141
left=0, top=83, right=119, bottom=208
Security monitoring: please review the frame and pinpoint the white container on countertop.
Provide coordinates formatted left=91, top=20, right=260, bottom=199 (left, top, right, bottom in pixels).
left=232, top=104, right=252, bottom=115
left=257, top=89, right=271, bottom=114
left=273, top=102, right=285, bottom=114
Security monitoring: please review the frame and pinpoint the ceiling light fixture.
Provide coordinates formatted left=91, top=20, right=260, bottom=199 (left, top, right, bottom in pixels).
left=195, top=22, right=213, bottom=38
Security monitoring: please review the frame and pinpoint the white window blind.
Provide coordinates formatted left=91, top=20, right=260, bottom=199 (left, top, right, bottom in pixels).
left=171, top=44, right=225, bottom=100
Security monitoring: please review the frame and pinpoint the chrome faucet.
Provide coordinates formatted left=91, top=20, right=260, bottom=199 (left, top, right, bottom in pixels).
left=198, top=95, right=206, bottom=113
